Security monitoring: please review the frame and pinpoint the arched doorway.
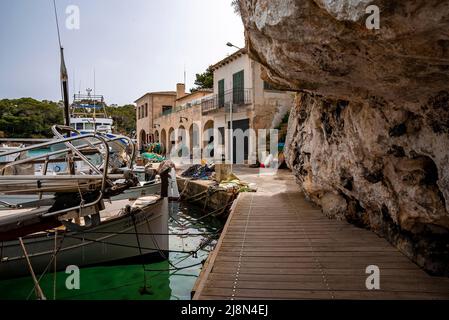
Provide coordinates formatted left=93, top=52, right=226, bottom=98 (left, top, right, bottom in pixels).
left=139, top=129, right=147, bottom=151
left=189, top=123, right=200, bottom=159
left=178, top=125, right=186, bottom=145
left=176, top=125, right=189, bottom=159
left=160, top=129, right=167, bottom=155
left=203, top=120, right=214, bottom=159
left=168, top=127, right=175, bottom=155
left=154, top=130, right=160, bottom=143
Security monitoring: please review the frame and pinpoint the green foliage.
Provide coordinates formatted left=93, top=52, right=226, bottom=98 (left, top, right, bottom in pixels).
left=106, top=104, right=136, bottom=135
left=0, top=98, right=136, bottom=138
left=0, top=98, right=63, bottom=138
left=190, top=66, right=213, bottom=92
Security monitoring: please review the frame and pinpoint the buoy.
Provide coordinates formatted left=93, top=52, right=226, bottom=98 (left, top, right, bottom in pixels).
left=168, top=167, right=180, bottom=201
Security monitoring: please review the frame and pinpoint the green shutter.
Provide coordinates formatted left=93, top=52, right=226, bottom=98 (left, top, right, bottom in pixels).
left=218, top=79, right=225, bottom=107
left=233, top=70, right=244, bottom=104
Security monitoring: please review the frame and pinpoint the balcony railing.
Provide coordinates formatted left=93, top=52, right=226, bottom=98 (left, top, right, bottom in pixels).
left=161, top=109, right=173, bottom=116
left=201, top=88, right=252, bottom=115
left=156, top=98, right=204, bottom=118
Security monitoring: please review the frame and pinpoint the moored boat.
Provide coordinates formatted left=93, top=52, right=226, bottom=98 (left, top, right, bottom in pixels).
left=0, top=195, right=168, bottom=280
left=0, top=127, right=171, bottom=281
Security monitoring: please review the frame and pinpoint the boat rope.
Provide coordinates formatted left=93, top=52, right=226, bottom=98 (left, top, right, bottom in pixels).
left=52, top=0, right=62, bottom=49
left=179, top=179, right=191, bottom=197
left=19, top=237, right=47, bottom=300
left=129, top=205, right=151, bottom=295
left=61, top=234, right=201, bottom=255
left=182, top=189, right=208, bottom=202
left=140, top=209, right=214, bottom=272
left=144, top=261, right=204, bottom=273
left=53, top=229, right=57, bottom=300
left=26, top=232, right=66, bottom=300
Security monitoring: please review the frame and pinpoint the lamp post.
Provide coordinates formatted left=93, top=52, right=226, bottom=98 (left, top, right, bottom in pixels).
left=179, top=116, right=188, bottom=124
left=225, top=42, right=242, bottom=172
left=226, top=42, right=241, bottom=50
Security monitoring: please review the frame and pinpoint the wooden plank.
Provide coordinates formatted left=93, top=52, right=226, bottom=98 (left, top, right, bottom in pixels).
left=192, top=193, right=244, bottom=299
left=193, top=173, right=449, bottom=300
left=210, top=266, right=426, bottom=277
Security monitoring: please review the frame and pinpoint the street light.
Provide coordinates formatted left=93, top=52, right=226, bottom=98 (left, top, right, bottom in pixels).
left=226, top=42, right=241, bottom=50
left=225, top=42, right=241, bottom=172
left=179, top=116, right=188, bottom=123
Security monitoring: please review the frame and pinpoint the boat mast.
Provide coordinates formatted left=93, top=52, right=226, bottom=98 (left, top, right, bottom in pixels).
left=60, top=48, right=70, bottom=126
left=53, top=0, right=70, bottom=126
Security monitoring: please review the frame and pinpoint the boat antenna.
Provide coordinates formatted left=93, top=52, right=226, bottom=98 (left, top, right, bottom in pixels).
left=73, top=70, right=75, bottom=97
left=53, top=0, right=70, bottom=127
left=183, top=63, right=186, bottom=86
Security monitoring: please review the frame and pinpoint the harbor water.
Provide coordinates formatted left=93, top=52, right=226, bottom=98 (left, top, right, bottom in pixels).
left=0, top=201, right=224, bottom=300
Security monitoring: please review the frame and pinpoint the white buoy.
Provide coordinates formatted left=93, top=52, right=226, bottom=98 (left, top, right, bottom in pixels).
left=168, top=167, right=180, bottom=200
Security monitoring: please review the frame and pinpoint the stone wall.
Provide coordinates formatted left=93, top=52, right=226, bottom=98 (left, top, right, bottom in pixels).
left=238, top=0, right=449, bottom=275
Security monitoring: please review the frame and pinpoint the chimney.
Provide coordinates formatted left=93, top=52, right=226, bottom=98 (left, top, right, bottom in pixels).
left=176, top=83, right=186, bottom=99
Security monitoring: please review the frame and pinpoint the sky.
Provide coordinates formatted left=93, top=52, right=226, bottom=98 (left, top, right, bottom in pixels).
left=0, top=0, right=244, bottom=105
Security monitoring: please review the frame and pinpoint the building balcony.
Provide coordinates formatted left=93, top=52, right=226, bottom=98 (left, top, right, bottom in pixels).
left=201, top=88, right=252, bottom=115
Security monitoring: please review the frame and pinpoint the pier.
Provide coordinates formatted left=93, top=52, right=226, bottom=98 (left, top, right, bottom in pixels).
left=193, top=168, right=449, bottom=300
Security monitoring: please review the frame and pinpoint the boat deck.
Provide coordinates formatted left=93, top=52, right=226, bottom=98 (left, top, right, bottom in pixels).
left=193, top=169, right=449, bottom=300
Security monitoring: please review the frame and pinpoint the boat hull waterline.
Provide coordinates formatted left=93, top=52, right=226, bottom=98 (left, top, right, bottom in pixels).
left=0, top=197, right=169, bottom=280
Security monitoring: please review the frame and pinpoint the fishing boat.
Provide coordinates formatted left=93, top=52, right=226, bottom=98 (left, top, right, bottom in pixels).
left=0, top=196, right=168, bottom=280
left=70, top=89, right=113, bottom=134
left=0, top=1, right=172, bottom=287
left=0, top=128, right=170, bottom=280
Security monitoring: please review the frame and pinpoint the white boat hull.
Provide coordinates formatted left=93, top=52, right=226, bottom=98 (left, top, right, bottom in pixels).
left=0, top=183, right=162, bottom=208
left=0, top=197, right=168, bottom=280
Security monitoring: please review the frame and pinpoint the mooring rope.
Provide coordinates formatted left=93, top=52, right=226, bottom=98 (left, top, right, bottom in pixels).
left=130, top=206, right=151, bottom=294
left=26, top=231, right=67, bottom=300
left=19, top=237, right=46, bottom=300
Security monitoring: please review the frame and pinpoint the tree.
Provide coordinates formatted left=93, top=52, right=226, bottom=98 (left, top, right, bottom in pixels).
left=190, top=66, right=213, bottom=92
left=0, top=98, right=63, bottom=138
left=0, top=98, right=136, bottom=138
left=106, top=104, right=136, bottom=135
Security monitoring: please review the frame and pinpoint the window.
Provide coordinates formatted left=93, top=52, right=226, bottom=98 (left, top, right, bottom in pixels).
left=76, top=123, right=83, bottom=130
left=232, top=70, right=244, bottom=104
left=264, top=81, right=283, bottom=91
left=218, top=79, right=225, bottom=108
left=145, top=103, right=148, bottom=117
left=218, top=127, right=225, bottom=145
left=162, top=105, right=173, bottom=115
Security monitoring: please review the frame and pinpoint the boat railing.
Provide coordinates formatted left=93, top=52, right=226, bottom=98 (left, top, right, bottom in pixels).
left=0, top=126, right=140, bottom=217
left=51, top=125, right=136, bottom=171
left=0, top=132, right=114, bottom=216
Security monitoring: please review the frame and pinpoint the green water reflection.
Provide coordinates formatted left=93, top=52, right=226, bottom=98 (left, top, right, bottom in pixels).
left=0, top=201, right=224, bottom=300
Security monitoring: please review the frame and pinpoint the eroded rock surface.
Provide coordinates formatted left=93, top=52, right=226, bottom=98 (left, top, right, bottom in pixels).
left=238, top=0, right=449, bottom=274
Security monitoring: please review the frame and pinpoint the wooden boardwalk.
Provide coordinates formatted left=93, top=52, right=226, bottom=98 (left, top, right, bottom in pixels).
left=193, top=171, right=449, bottom=300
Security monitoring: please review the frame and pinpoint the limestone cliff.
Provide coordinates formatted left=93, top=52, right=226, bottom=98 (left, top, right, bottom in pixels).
left=238, top=0, right=449, bottom=275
